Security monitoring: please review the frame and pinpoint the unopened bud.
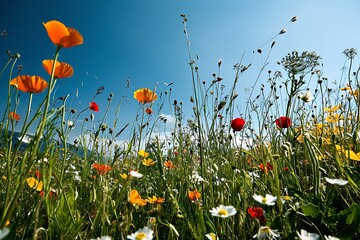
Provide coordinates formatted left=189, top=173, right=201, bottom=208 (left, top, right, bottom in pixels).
left=291, top=16, right=298, bottom=22
left=279, top=28, right=286, bottom=35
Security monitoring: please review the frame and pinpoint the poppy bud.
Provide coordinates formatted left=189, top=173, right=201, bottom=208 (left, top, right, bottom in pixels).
left=231, top=118, right=245, bottom=131
left=145, top=107, right=153, bottom=114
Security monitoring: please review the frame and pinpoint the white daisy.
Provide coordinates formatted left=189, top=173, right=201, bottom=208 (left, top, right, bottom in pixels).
left=127, top=226, right=153, bottom=240
left=67, top=120, right=75, bottom=129
left=325, top=236, right=340, bottom=240
left=91, top=236, right=112, bottom=240
left=0, top=228, right=10, bottom=239
left=205, top=232, right=217, bottom=240
left=18, top=135, right=32, bottom=144
left=253, top=226, right=280, bottom=239
left=325, top=177, right=348, bottom=186
left=253, top=194, right=277, bottom=206
left=209, top=205, right=237, bottom=218
left=299, top=90, right=314, bottom=102
left=297, top=229, right=320, bottom=240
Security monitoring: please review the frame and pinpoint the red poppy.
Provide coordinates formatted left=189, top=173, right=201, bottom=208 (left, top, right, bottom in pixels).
left=275, top=116, right=292, bottom=128
left=231, top=118, right=245, bottom=131
left=247, top=206, right=266, bottom=223
left=35, top=170, right=41, bottom=179
left=89, top=102, right=99, bottom=112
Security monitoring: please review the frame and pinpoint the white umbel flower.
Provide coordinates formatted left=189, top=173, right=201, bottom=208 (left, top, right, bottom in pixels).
left=209, top=205, right=237, bottom=218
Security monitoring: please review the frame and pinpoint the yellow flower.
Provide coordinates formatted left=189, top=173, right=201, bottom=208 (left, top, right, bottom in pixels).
left=333, top=126, right=344, bottom=135
left=27, top=177, right=43, bottom=191
left=138, top=149, right=149, bottom=158
left=142, top=158, right=155, bottom=166
left=336, top=145, right=360, bottom=161
left=324, top=104, right=341, bottom=112
left=325, top=113, right=343, bottom=123
left=120, top=173, right=130, bottom=180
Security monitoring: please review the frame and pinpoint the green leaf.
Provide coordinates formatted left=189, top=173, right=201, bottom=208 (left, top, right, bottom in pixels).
left=337, top=203, right=360, bottom=239
left=345, top=204, right=360, bottom=225
left=300, top=203, right=320, bottom=218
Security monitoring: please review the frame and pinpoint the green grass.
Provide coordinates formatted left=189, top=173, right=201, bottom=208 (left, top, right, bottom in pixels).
left=0, top=16, right=360, bottom=240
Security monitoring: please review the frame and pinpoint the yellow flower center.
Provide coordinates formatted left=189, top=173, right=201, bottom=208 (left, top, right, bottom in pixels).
left=209, top=233, right=216, bottom=240
left=259, top=227, right=272, bottom=238
left=218, top=209, right=228, bottom=216
left=135, top=232, right=146, bottom=240
left=262, top=197, right=267, bottom=203
left=283, top=195, right=291, bottom=201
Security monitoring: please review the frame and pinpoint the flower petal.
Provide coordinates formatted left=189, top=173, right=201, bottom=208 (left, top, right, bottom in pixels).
left=63, top=27, right=83, bottom=48
left=43, top=20, right=70, bottom=46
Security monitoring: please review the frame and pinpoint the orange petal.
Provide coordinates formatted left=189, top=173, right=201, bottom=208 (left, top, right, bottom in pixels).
left=42, top=60, right=60, bottom=75
left=63, top=28, right=83, bottom=48
left=8, top=112, right=20, bottom=121
left=56, top=62, right=74, bottom=78
left=42, top=60, right=73, bottom=78
left=24, top=76, right=48, bottom=93
left=43, top=20, right=70, bottom=47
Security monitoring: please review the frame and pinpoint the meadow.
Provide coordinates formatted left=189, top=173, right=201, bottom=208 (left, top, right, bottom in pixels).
left=0, top=15, right=360, bottom=240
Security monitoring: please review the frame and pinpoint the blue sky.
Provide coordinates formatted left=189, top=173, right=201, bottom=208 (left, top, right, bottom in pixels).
left=1, top=0, right=359, bottom=142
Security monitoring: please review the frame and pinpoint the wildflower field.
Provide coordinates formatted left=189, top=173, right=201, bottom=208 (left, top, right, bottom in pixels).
left=1, top=15, right=360, bottom=240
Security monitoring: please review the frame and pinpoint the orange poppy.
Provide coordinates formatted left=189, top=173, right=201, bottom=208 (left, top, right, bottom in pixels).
left=42, top=60, right=74, bottom=78
left=8, top=112, right=20, bottom=121
left=10, top=75, right=48, bottom=93
left=43, top=20, right=83, bottom=48
left=164, top=160, right=176, bottom=169
left=92, top=163, right=111, bottom=175
left=147, top=196, right=165, bottom=204
left=188, top=190, right=201, bottom=201
left=134, top=88, right=157, bottom=104
left=129, top=189, right=147, bottom=206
